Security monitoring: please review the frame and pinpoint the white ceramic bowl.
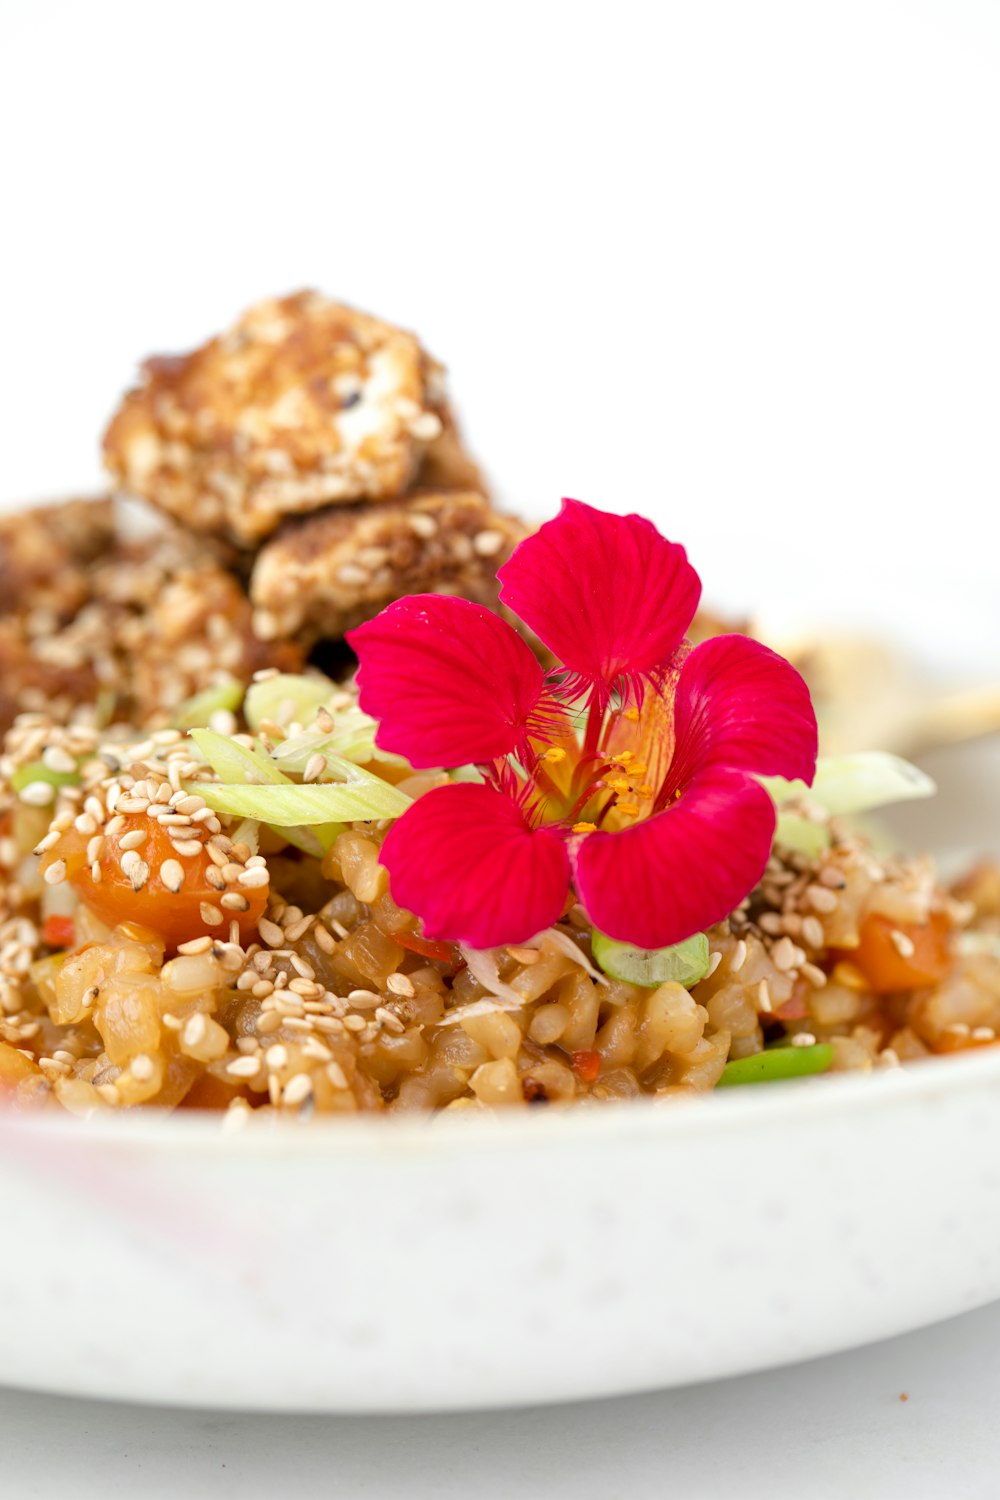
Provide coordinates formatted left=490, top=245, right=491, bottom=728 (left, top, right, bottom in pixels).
left=2, top=1051, right=1000, bottom=1413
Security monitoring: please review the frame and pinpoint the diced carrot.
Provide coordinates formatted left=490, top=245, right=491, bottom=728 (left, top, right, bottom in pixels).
left=773, top=979, right=810, bottom=1021
left=838, top=912, right=952, bottom=996
left=41, top=914, right=75, bottom=950
left=572, top=1049, right=601, bottom=1083
left=40, top=815, right=268, bottom=952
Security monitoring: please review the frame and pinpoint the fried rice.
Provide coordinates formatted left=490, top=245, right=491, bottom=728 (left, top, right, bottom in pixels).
left=1, top=682, right=998, bottom=1118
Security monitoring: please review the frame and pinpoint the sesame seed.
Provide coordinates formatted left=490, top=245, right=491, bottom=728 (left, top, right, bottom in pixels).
left=73, top=813, right=98, bottom=836
left=205, top=866, right=226, bottom=890
left=800, top=962, right=828, bottom=988
left=265, top=1044, right=289, bottom=1069
left=473, top=528, right=506, bottom=557
left=118, top=828, right=148, bottom=851
left=171, top=839, right=205, bottom=859
left=756, top=979, right=772, bottom=1013
left=160, top=859, right=185, bottom=892
left=258, top=917, right=285, bottom=947
left=200, top=902, right=224, bottom=927
left=801, top=916, right=825, bottom=950
left=303, top=753, right=326, bottom=783
left=326, top=1061, right=349, bottom=1090
left=282, top=1073, right=314, bottom=1106
left=237, top=866, right=270, bottom=890
left=347, top=989, right=382, bottom=1009
left=386, top=973, right=415, bottom=997
left=226, top=1055, right=262, bottom=1079
left=343, top=1014, right=367, bottom=1032
left=42, top=745, right=78, bottom=774
left=706, top=950, right=722, bottom=977
left=731, top=939, right=748, bottom=974
left=284, top=916, right=313, bottom=943
left=972, top=1026, right=996, bottom=1042
left=806, top=884, right=839, bottom=914
left=790, top=1032, right=818, bottom=1047
left=86, top=835, right=106, bottom=864
left=43, top=860, right=67, bottom=886
left=506, top=946, right=541, bottom=966
left=128, top=860, right=151, bottom=892
left=90, top=861, right=103, bottom=883
left=220, top=892, right=250, bottom=912
left=771, top=937, right=798, bottom=972
left=33, top=830, right=62, bottom=854
left=177, top=935, right=214, bottom=955
left=130, top=1054, right=155, bottom=1082
left=20, top=781, right=55, bottom=807
left=890, top=929, right=916, bottom=959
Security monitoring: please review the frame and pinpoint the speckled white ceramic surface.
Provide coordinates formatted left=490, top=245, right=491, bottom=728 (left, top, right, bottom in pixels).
left=2, top=1048, right=1000, bottom=1412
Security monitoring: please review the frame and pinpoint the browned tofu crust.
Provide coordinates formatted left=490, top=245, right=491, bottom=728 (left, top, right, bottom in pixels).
left=0, top=502, right=303, bottom=733
left=103, top=292, right=449, bottom=546
left=250, top=491, right=528, bottom=643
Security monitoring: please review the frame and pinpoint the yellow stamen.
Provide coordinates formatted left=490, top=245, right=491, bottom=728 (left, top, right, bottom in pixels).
left=542, top=746, right=567, bottom=763
left=637, top=784, right=654, bottom=797
left=610, top=751, right=634, bottom=765
left=629, top=762, right=647, bottom=777
left=617, top=802, right=640, bottom=817
left=572, top=822, right=597, bottom=835
left=623, top=708, right=640, bottom=722
left=607, top=775, right=630, bottom=794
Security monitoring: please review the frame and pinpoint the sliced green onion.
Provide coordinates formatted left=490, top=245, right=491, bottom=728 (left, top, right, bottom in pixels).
left=172, top=677, right=245, bottom=730
left=591, top=930, right=710, bottom=989
left=189, top=728, right=291, bottom=786
left=191, top=778, right=411, bottom=826
left=244, top=673, right=338, bottom=733
left=273, top=723, right=408, bottom=775
left=716, top=1043, right=834, bottom=1088
left=11, top=760, right=80, bottom=795
left=762, top=752, right=936, bottom=817
left=774, top=813, right=832, bottom=858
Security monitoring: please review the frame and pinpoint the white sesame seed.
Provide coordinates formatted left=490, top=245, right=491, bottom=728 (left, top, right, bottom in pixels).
left=706, top=950, right=722, bottom=978
left=119, top=828, right=149, bottom=851
left=801, top=916, right=825, bottom=950
left=347, top=989, right=382, bottom=1009
left=282, top=1073, right=314, bottom=1106
left=731, top=939, right=748, bottom=974
left=226, top=1055, right=262, bottom=1078
left=200, top=902, right=224, bottom=927
left=265, top=1044, right=289, bottom=1069
left=177, top=935, right=214, bottom=955
left=42, top=745, right=78, bottom=774
left=789, top=1032, right=818, bottom=1047
left=756, top=979, right=772, bottom=1013
left=386, top=973, right=415, bottom=997
left=73, top=813, right=98, bottom=837
left=801, top=962, right=828, bottom=988
left=42, top=860, right=67, bottom=886
left=326, top=1061, right=349, bottom=1090
left=130, top=1054, right=155, bottom=1082
left=129, top=860, right=151, bottom=892
left=258, top=917, right=285, bottom=947
left=171, top=839, right=205, bottom=859
left=890, top=929, right=916, bottom=959
left=303, top=753, right=326, bottom=784
left=159, top=859, right=184, bottom=893
left=472, top=528, right=506, bottom=557
left=237, top=866, right=270, bottom=890
left=220, top=892, right=250, bottom=912
left=33, top=830, right=62, bottom=854
left=972, top=1026, right=996, bottom=1042
left=90, top=861, right=103, bottom=883
left=20, top=781, right=55, bottom=807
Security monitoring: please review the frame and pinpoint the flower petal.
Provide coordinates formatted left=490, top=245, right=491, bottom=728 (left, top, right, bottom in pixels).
left=379, top=783, right=571, bottom=948
left=497, top=499, right=701, bottom=702
left=348, top=596, right=545, bottom=769
left=670, top=635, right=817, bottom=788
left=573, top=767, right=775, bottom=948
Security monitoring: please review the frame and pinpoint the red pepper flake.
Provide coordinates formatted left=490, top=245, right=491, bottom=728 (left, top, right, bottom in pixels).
left=41, top=914, right=75, bottom=950
left=572, top=1049, right=601, bottom=1084
left=395, top=930, right=461, bottom=966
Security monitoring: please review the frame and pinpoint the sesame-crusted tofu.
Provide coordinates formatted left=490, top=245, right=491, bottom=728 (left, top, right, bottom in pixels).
left=103, top=292, right=450, bottom=546
left=0, top=507, right=302, bottom=734
left=249, top=491, right=528, bottom=643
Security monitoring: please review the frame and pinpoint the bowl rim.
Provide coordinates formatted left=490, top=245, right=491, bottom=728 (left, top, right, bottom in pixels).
left=3, top=1046, right=999, bottom=1161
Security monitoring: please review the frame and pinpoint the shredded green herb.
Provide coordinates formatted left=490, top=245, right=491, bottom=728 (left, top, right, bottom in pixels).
left=716, top=1043, right=834, bottom=1088
left=591, top=930, right=710, bottom=989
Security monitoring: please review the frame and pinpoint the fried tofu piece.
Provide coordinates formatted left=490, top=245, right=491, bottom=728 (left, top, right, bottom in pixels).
left=0, top=505, right=302, bottom=733
left=250, top=491, right=528, bottom=643
left=103, top=292, right=449, bottom=546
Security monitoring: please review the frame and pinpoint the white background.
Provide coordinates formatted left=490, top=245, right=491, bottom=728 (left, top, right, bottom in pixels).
left=1, top=0, right=999, bottom=671
left=1, top=2, right=999, bottom=1494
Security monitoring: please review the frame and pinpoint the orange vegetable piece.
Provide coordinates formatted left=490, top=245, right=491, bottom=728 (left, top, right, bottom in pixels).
left=572, top=1049, right=602, bottom=1083
left=839, top=912, right=952, bottom=995
left=41, top=914, right=75, bottom=949
left=41, top=815, right=267, bottom=952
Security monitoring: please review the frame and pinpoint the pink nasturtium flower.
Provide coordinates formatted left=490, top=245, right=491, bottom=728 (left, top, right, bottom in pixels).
left=347, top=499, right=817, bottom=951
